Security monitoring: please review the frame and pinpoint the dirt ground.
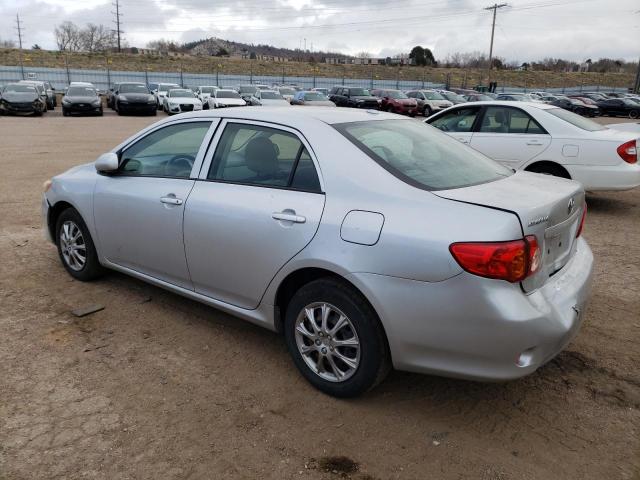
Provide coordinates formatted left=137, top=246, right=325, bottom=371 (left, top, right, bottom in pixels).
left=0, top=109, right=639, bottom=480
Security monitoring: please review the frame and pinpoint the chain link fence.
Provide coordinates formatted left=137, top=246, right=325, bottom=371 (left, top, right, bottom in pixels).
left=0, top=65, right=630, bottom=94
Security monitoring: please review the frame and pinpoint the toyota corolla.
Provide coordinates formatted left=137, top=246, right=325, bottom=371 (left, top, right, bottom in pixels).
left=42, top=108, right=593, bottom=397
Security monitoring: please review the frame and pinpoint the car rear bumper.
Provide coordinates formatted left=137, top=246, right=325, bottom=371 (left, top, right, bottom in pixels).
left=347, top=237, right=593, bottom=381
left=565, top=162, right=640, bottom=191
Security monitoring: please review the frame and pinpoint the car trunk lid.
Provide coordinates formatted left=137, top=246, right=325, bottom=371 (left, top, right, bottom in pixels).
left=434, top=171, right=585, bottom=292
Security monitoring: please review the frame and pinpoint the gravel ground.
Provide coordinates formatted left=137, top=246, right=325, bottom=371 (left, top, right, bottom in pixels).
left=0, top=109, right=639, bottom=480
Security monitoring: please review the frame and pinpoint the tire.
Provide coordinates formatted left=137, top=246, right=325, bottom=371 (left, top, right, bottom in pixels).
left=116, top=103, right=123, bottom=116
left=284, top=278, right=390, bottom=398
left=63, top=109, right=69, bottom=117
left=423, top=105, right=432, bottom=117
left=526, top=162, right=570, bottom=179
left=151, top=109, right=157, bottom=116
left=55, top=208, right=105, bottom=281
left=98, top=107, right=103, bottom=116
left=630, top=110, right=639, bottom=119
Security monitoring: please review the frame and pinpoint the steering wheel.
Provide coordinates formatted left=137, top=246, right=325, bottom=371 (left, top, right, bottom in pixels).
left=164, top=154, right=195, bottom=177
left=370, top=145, right=396, bottom=162
left=438, top=123, right=450, bottom=132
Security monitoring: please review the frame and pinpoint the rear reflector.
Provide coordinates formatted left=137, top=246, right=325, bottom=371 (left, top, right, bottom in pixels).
left=576, top=204, right=587, bottom=238
left=449, top=235, right=540, bottom=283
left=617, top=140, right=637, bottom=164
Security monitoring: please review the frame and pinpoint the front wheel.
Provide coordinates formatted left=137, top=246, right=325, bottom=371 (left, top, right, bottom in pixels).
left=284, top=278, right=390, bottom=398
left=55, top=208, right=105, bottom=281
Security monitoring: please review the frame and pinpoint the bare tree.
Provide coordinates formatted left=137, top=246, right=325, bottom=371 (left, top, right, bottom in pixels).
left=356, top=51, right=371, bottom=59
left=80, top=23, right=116, bottom=52
left=55, top=21, right=81, bottom=51
left=0, top=38, right=16, bottom=48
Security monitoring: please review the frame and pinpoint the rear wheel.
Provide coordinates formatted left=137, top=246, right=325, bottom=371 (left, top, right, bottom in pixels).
left=284, top=278, right=390, bottom=397
left=526, top=162, right=570, bottom=179
left=423, top=105, right=432, bottom=117
left=630, top=110, right=639, bottom=119
left=55, top=208, right=105, bottom=281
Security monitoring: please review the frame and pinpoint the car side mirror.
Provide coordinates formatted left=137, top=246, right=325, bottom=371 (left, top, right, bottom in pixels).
left=95, top=152, right=119, bottom=173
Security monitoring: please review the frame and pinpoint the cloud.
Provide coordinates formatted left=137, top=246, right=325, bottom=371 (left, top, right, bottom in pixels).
left=0, top=0, right=637, bottom=61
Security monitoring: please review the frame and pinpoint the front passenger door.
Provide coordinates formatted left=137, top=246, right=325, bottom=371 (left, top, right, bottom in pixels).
left=94, top=120, right=217, bottom=289
left=427, top=106, right=481, bottom=145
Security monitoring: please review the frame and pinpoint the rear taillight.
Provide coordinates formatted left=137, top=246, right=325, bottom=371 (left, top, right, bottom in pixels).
left=617, top=140, right=637, bottom=164
left=576, top=204, right=587, bottom=238
left=449, top=235, right=540, bottom=283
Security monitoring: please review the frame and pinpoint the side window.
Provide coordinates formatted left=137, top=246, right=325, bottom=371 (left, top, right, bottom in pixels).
left=407, top=92, right=415, bottom=98
left=208, top=123, right=321, bottom=192
left=429, top=107, right=480, bottom=133
left=479, top=107, right=545, bottom=134
left=119, top=121, right=211, bottom=178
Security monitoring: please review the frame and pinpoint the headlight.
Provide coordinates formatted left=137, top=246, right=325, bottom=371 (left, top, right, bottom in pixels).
left=119, top=95, right=128, bottom=102
left=43, top=179, right=52, bottom=193
left=148, top=95, right=156, bottom=104
left=92, top=100, right=100, bottom=106
left=62, top=98, right=70, bottom=105
left=169, top=102, right=178, bottom=107
left=194, top=104, right=202, bottom=110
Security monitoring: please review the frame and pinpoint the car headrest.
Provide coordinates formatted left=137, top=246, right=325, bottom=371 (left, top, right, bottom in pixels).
left=245, top=136, right=279, bottom=176
left=494, top=110, right=506, bottom=124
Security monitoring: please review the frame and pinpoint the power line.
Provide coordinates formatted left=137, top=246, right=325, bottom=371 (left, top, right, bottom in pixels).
left=112, top=0, right=123, bottom=53
left=15, top=13, right=25, bottom=79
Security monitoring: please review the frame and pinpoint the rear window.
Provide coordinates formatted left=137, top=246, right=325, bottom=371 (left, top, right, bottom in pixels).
left=335, top=119, right=512, bottom=191
left=545, top=107, right=605, bottom=131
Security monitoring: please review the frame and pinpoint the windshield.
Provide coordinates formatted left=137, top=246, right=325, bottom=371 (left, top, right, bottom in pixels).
left=443, top=93, right=466, bottom=102
left=622, top=99, right=637, bottom=106
left=200, top=87, right=216, bottom=94
left=349, top=88, right=370, bottom=96
left=120, top=84, right=149, bottom=94
left=239, top=86, right=258, bottom=94
left=335, top=119, right=511, bottom=191
left=279, top=88, right=295, bottom=95
left=4, top=84, right=37, bottom=93
left=159, top=84, right=180, bottom=92
left=67, top=86, right=97, bottom=96
left=387, top=91, right=408, bottom=99
left=425, top=91, right=445, bottom=100
left=169, top=89, right=194, bottom=97
left=303, top=92, right=327, bottom=101
left=217, top=90, right=241, bottom=99
left=260, top=91, right=282, bottom=99
left=546, top=107, right=605, bottom=131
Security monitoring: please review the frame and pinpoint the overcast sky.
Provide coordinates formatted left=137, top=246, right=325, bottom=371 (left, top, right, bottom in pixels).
left=1, top=0, right=638, bottom=62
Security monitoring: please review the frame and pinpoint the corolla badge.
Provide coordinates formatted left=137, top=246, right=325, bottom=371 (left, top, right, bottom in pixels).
left=568, top=197, right=575, bottom=215
left=528, top=215, right=549, bottom=227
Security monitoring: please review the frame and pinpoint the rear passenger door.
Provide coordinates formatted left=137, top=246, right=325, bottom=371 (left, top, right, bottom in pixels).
left=183, top=119, right=325, bottom=309
left=469, top=106, right=551, bottom=168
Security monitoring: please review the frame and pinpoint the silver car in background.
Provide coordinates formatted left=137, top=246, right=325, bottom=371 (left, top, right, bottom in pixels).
left=42, top=108, right=593, bottom=397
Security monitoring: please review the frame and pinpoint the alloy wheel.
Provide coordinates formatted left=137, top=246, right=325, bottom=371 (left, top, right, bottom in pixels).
left=294, top=302, right=361, bottom=382
left=59, top=220, right=86, bottom=271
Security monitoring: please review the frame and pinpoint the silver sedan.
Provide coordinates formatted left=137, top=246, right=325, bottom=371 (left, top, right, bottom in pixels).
left=42, top=107, right=593, bottom=397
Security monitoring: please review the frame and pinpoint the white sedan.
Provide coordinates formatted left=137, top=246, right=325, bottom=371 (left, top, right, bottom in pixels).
left=207, top=89, right=247, bottom=109
left=256, top=90, right=290, bottom=107
left=162, top=88, right=202, bottom=115
left=426, top=101, right=640, bottom=191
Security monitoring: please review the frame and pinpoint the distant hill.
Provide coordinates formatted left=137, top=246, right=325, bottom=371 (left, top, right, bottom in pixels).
left=183, top=37, right=352, bottom=61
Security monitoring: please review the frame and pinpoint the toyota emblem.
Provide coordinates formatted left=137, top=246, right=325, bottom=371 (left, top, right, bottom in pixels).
left=567, top=198, right=575, bottom=215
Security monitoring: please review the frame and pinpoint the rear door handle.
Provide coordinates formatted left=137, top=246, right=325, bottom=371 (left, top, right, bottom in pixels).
left=272, top=212, right=306, bottom=223
left=526, top=141, right=543, bottom=146
left=456, top=138, right=470, bottom=144
left=160, top=195, right=183, bottom=205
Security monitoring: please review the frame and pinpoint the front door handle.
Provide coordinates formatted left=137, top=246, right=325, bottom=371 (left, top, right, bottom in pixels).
left=526, top=141, right=543, bottom=146
left=160, top=195, right=183, bottom=205
left=272, top=212, right=306, bottom=224
left=456, top=137, right=470, bottom=144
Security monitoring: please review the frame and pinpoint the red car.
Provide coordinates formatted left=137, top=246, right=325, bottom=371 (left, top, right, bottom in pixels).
left=371, top=89, right=418, bottom=116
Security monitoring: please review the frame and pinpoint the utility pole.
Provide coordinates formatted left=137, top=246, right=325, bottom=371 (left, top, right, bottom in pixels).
left=112, top=0, right=123, bottom=53
left=484, top=3, right=507, bottom=85
left=634, top=57, right=640, bottom=94
left=15, top=13, right=25, bottom=79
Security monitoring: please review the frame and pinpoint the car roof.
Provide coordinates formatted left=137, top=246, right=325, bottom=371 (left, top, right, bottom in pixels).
left=162, top=106, right=399, bottom=125
left=451, top=100, right=557, bottom=110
